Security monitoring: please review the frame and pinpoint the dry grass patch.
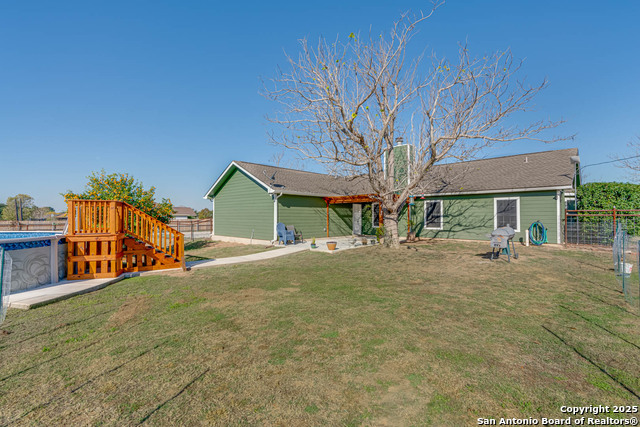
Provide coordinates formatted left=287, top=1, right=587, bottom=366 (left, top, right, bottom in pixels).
left=107, top=295, right=151, bottom=328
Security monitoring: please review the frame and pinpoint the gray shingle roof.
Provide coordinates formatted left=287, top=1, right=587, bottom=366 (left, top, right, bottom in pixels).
left=206, top=148, right=578, bottom=198
left=418, top=148, right=579, bottom=195
left=173, top=206, right=197, bottom=217
left=233, top=161, right=373, bottom=197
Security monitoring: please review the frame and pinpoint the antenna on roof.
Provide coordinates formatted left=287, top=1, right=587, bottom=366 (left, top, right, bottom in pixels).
left=263, top=170, right=276, bottom=183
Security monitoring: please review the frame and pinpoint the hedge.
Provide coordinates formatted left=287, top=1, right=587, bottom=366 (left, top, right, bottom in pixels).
left=577, top=182, right=640, bottom=211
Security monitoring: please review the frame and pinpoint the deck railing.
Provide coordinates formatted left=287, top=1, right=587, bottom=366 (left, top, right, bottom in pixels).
left=67, top=200, right=123, bottom=235
left=121, top=203, right=184, bottom=265
left=66, top=200, right=185, bottom=273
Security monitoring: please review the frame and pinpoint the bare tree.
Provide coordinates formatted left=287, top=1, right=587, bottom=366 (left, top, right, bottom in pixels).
left=613, top=136, right=640, bottom=181
left=269, top=149, right=307, bottom=171
left=269, top=151, right=285, bottom=167
left=264, top=8, right=570, bottom=248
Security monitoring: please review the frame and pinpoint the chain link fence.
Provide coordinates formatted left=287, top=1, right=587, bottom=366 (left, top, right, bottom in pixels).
left=612, top=223, right=640, bottom=313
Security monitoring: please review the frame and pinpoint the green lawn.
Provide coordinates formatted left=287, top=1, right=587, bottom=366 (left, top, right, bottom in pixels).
left=184, top=239, right=280, bottom=262
left=1, top=241, right=639, bottom=425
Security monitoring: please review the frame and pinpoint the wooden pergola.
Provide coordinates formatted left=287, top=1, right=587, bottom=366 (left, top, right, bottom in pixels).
left=322, top=194, right=413, bottom=237
left=323, top=195, right=379, bottom=238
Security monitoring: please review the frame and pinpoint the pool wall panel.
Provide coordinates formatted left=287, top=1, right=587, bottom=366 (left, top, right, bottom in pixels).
left=8, top=243, right=67, bottom=293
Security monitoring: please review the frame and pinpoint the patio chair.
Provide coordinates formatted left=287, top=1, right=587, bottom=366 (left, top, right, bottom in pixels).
left=277, top=222, right=295, bottom=245
left=286, top=225, right=303, bottom=243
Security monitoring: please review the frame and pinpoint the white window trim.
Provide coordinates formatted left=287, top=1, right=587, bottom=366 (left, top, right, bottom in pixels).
left=564, top=196, right=576, bottom=210
left=372, top=202, right=380, bottom=228
left=494, top=197, right=520, bottom=232
left=423, top=199, right=443, bottom=230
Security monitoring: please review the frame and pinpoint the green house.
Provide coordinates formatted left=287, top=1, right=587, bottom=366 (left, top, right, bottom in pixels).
left=203, top=148, right=580, bottom=245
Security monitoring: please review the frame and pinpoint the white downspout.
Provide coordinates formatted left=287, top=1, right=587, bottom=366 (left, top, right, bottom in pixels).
left=273, top=193, right=283, bottom=242
left=556, top=190, right=561, bottom=244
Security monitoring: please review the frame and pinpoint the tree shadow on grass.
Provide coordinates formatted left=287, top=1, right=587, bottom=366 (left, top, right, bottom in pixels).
left=184, top=240, right=212, bottom=251
left=185, top=254, right=211, bottom=263
left=576, top=259, right=615, bottom=272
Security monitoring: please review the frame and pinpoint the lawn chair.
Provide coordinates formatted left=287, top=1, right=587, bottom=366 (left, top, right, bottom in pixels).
left=277, top=222, right=295, bottom=245
left=286, top=225, right=303, bottom=244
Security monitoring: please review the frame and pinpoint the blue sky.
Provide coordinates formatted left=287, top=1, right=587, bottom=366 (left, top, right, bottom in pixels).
left=1, top=1, right=638, bottom=212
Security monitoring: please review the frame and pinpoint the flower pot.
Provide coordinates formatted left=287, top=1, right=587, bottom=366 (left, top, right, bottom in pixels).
left=310, top=244, right=317, bottom=249
left=326, top=241, right=337, bottom=251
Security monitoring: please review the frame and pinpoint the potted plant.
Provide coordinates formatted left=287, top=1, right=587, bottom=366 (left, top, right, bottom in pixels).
left=310, top=237, right=317, bottom=249
left=326, top=241, right=337, bottom=251
left=375, top=226, right=385, bottom=245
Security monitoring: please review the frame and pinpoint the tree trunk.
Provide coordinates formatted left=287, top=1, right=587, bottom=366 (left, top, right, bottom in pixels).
left=383, top=205, right=401, bottom=249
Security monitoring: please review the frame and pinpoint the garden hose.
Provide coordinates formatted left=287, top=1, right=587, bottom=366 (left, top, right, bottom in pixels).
left=529, top=221, right=547, bottom=246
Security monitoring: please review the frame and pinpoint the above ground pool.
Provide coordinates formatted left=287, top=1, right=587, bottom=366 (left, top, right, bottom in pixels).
left=0, top=232, right=67, bottom=293
left=0, top=232, right=63, bottom=251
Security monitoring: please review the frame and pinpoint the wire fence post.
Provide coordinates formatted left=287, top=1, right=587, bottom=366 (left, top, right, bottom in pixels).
left=638, top=241, right=640, bottom=313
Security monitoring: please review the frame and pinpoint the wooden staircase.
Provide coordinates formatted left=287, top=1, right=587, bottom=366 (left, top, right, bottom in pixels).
left=66, top=200, right=186, bottom=280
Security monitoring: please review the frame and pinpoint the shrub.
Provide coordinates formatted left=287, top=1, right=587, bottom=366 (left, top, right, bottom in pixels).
left=577, top=182, right=640, bottom=236
left=64, top=170, right=173, bottom=223
left=577, top=182, right=640, bottom=210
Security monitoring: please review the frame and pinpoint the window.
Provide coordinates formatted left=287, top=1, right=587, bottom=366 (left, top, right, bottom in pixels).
left=494, top=197, right=520, bottom=231
left=372, top=203, right=380, bottom=228
left=424, top=200, right=443, bottom=230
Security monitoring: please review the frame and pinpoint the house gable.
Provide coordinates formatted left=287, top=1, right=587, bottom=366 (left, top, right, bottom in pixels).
left=213, top=168, right=274, bottom=240
left=204, top=162, right=272, bottom=200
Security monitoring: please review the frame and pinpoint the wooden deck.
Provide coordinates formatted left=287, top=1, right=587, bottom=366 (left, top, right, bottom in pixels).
left=66, top=200, right=185, bottom=280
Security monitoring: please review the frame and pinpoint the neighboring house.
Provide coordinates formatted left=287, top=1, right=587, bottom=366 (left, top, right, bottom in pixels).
left=173, top=206, right=197, bottom=220
left=203, top=148, right=580, bottom=244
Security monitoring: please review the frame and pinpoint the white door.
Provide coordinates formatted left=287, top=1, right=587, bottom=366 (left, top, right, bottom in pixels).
left=352, top=203, right=362, bottom=235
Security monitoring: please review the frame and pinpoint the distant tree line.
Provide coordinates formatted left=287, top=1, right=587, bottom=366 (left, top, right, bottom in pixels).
left=197, top=208, right=212, bottom=219
left=1, top=194, right=56, bottom=221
